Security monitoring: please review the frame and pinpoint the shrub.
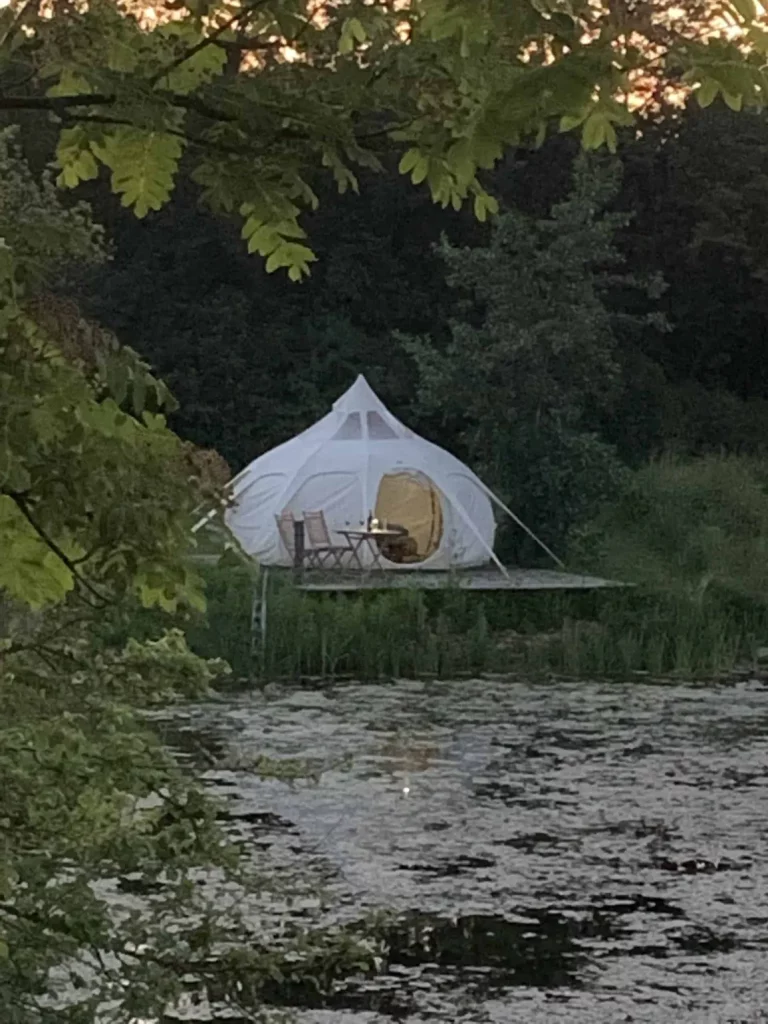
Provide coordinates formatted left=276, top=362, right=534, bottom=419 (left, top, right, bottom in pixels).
left=572, top=454, right=768, bottom=603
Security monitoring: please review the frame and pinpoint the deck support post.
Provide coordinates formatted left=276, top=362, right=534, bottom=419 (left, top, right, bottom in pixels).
left=293, top=519, right=305, bottom=572
left=250, top=568, right=270, bottom=676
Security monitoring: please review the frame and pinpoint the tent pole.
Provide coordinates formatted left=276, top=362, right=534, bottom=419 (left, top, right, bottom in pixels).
left=250, top=568, right=269, bottom=677
left=445, top=494, right=511, bottom=578
left=475, top=483, right=565, bottom=569
left=260, top=568, right=269, bottom=672
left=192, top=476, right=255, bottom=534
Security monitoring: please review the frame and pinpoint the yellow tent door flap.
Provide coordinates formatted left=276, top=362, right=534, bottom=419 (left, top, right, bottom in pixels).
left=374, top=471, right=444, bottom=563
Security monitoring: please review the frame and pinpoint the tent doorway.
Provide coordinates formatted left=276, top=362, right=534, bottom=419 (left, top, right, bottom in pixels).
left=374, top=471, right=444, bottom=564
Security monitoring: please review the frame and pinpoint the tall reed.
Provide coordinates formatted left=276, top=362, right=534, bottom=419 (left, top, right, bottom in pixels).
left=100, top=564, right=768, bottom=682
left=259, top=578, right=492, bottom=681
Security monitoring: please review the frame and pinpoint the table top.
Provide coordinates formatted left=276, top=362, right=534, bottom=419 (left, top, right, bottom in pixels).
left=339, top=528, right=403, bottom=539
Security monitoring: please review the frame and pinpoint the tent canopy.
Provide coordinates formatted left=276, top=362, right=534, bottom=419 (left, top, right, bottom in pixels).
left=222, top=375, right=547, bottom=571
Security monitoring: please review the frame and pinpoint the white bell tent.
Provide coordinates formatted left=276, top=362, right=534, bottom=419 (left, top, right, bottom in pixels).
left=221, top=375, right=558, bottom=572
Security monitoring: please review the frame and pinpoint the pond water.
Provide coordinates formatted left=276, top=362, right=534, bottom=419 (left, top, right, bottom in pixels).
left=160, top=677, right=768, bottom=1024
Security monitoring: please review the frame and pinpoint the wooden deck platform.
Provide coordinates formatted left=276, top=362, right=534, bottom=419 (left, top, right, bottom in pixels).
left=293, top=567, right=626, bottom=592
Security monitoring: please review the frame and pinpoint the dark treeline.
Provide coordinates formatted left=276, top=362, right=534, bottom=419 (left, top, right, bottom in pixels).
left=72, top=100, right=768, bottom=561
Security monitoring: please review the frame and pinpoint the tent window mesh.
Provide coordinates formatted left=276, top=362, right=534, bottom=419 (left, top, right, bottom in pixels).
left=367, top=411, right=397, bottom=440
left=333, top=413, right=362, bottom=440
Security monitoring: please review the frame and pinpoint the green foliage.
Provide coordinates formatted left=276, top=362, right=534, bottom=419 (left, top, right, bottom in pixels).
left=413, top=157, right=643, bottom=424
left=0, top=135, right=293, bottom=1021
left=97, top=128, right=185, bottom=219
left=0, top=496, right=75, bottom=607
left=183, top=561, right=259, bottom=677
left=494, top=423, right=630, bottom=565
left=0, top=0, right=763, bottom=278
left=407, top=156, right=648, bottom=556
left=617, top=101, right=768, bottom=451
left=0, top=118, right=391, bottom=1013
left=658, top=383, right=768, bottom=458
left=0, top=624, right=230, bottom=1023
left=157, top=20, right=228, bottom=94
left=0, top=613, right=386, bottom=1022
left=115, top=627, right=230, bottom=703
left=0, top=128, right=102, bottom=285
left=573, top=455, right=768, bottom=603
left=0, top=131, right=221, bottom=613
left=260, top=582, right=493, bottom=681
left=0, top=320, right=208, bottom=611
left=240, top=198, right=318, bottom=282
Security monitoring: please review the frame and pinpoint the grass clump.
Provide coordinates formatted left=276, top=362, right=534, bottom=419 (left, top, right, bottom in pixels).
left=523, top=589, right=765, bottom=678
left=573, top=454, right=768, bottom=603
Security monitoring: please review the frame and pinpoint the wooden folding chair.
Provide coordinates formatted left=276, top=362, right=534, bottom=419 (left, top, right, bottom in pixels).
left=275, top=511, right=297, bottom=562
left=303, top=510, right=355, bottom=568
left=275, top=511, right=319, bottom=568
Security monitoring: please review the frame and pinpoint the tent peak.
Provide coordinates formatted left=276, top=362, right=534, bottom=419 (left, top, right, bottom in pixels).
left=333, top=373, right=387, bottom=414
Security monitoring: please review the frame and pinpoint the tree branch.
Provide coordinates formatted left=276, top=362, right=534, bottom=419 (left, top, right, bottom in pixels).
left=0, top=90, right=237, bottom=126
left=0, top=90, right=240, bottom=134
left=63, top=111, right=283, bottom=158
left=149, top=0, right=275, bottom=87
left=61, top=111, right=207, bottom=151
left=5, top=491, right=111, bottom=608
left=0, top=0, right=42, bottom=50
left=173, top=91, right=239, bottom=123
left=1, top=614, right=93, bottom=661
left=215, top=36, right=281, bottom=52
left=2, top=84, right=399, bottom=160
left=0, top=86, right=319, bottom=141
left=0, top=93, right=115, bottom=111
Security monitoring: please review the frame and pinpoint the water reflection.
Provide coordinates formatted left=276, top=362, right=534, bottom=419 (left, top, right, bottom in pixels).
left=380, top=908, right=614, bottom=986
left=374, top=734, right=443, bottom=795
left=158, top=678, right=768, bottom=1023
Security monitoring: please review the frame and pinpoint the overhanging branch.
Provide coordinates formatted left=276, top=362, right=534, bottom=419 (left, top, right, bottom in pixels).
left=0, top=93, right=115, bottom=111
left=0, top=0, right=42, bottom=49
left=5, top=491, right=111, bottom=608
left=149, top=0, right=274, bottom=87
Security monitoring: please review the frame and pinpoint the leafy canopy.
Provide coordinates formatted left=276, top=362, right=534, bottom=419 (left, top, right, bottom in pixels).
left=0, top=0, right=765, bottom=279
left=0, top=129, right=223, bottom=612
